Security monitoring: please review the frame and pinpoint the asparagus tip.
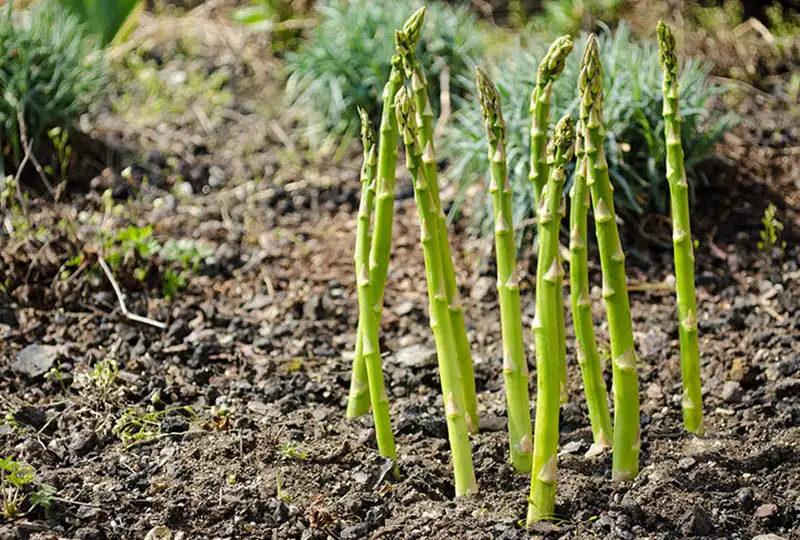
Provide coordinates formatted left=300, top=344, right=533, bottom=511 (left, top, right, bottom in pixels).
left=394, top=86, right=416, bottom=135
left=657, top=21, right=678, bottom=80
left=358, top=107, right=376, bottom=154
left=548, top=115, right=575, bottom=161
left=538, top=35, right=574, bottom=85
left=403, top=6, right=426, bottom=46
left=476, top=67, right=505, bottom=139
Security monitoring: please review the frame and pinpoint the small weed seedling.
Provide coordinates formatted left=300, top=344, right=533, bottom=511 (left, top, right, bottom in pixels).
left=0, top=458, right=53, bottom=520
left=278, top=442, right=308, bottom=461
left=757, top=203, right=786, bottom=253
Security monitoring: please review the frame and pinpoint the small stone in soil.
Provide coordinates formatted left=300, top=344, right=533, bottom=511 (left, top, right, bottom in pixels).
left=13, top=406, right=47, bottom=429
left=754, top=503, right=777, bottom=518
left=470, top=276, right=496, bottom=302
left=679, top=506, right=711, bottom=536
left=69, top=430, right=99, bottom=457
left=736, top=487, right=756, bottom=509
left=721, top=380, right=743, bottom=403
left=12, top=344, right=60, bottom=378
left=394, top=344, right=437, bottom=369
left=678, top=457, right=696, bottom=470
left=74, top=527, right=106, bottom=540
left=560, top=440, right=586, bottom=455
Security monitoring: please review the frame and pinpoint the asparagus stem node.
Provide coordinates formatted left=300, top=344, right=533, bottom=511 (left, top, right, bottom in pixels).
left=396, top=87, right=477, bottom=496
left=396, top=15, right=479, bottom=431
left=477, top=68, right=533, bottom=473
left=354, top=111, right=397, bottom=466
left=658, top=21, right=704, bottom=435
left=580, top=35, right=640, bottom=481
left=570, top=122, right=614, bottom=448
left=527, top=116, right=574, bottom=524
left=528, top=36, right=574, bottom=405
left=346, top=55, right=404, bottom=418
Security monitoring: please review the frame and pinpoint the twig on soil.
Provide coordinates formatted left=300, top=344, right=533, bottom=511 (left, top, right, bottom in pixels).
left=97, top=255, right=167, bottom=330
left=15, top=111, right=57, bottom=199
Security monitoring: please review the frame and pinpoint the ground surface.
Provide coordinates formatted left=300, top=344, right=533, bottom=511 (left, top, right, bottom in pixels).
left=1, top=2, right=800, bottom=539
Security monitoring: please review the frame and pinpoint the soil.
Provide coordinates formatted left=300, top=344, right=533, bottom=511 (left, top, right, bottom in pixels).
left=1, top=2, right=800, bottom=539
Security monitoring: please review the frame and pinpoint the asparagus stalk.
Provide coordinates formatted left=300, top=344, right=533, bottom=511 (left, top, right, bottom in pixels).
left=657, top=22, right=704, bottom=435
left=396, top=11, right=479, bottom=431
left=579, top=35, right=640, bottom=482
left=476, top=68, right=533, bottom=473
left=528, top=36, right=573, bottom=404
left=569, top=122, right=613, bottom=449
left=354, top=109, right=397, bottom=463
left=527, top=116, right=574, bottom=524
left=396, top=87, right=477, bottom=496
left=347, top=54, right=404, bottom=418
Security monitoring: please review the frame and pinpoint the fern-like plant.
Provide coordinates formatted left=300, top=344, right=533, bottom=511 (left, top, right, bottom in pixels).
left=445, top=23, right=736, bottom=244
left=0, top=2, right=103, bottom=168
left=285, top=0, right=484, bottom=148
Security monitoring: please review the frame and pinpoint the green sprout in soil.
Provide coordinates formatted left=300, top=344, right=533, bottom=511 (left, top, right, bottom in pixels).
left=527, top=115, right=573, bottom=523
left=278, top=442, right=308, bottom=461
left=658, top=22, right=704, bottom=435
left=580, top=35, right=640, bottom=483
left=113, top=406, right=195, bottom=449
left=757, top=203, right=786, bottom=253
left=476, top=67, right=532, bottom=472
left=0, top=458, right=54, bottom=520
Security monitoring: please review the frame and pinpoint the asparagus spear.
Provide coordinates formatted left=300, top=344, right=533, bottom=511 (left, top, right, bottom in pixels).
left=569, top=122, right=613, bottom=449
left=528, top=36, right=573, bottom=404
left=396, top=87, right=477, bottom=496
left=354, top=109, right=397, bottom=464
left=347, top=54, right=404, bottom=418
left=527, top=116, right=574, bottom=523
left=476, top=68, right=533, bottom=473
left=579, top=35, right=640, bottom=482
left=396, top=10, right=479, bottom=431
left=657, top=22, right=704, bottom=435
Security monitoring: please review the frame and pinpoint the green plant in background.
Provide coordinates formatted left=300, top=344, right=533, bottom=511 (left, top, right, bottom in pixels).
left=527, top=115, right=573, bottom=523
left=285, top=0, right=484, bottom=148
left=569, top=121, right=613, bottom=449
left=0, top=2, right=103, bottom=168
left=397, top=86, right=476, bottom=496
left=397, top=9, right=478, bottom=431
left=658, top=22, right=704, bottom=436
left=528, top=0, right=623, bottom=40
left=580, top=35, right=639, bottom=482
left=476, top=67, right=532, bottom=472
left=757, top=203, right=786, bottom=253
left=46, top=127, right=72, bottom=184
left=354, top=109, right=397, bottom=465
left=57, top=0, right=142, bottom=47
left=446, top=23, right=735, bottom=245
left=233, top=0, right=313, bottom=53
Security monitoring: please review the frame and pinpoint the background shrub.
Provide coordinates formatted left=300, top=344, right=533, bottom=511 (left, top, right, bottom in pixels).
left=444, top=23, right=736, bottom=244
left=285, top=0, right=485, bottom=148
left=0, top=2, right=103, bottom=172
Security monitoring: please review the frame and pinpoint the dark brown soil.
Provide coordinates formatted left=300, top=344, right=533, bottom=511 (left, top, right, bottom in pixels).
left=1, top=4, right=800, bottom=540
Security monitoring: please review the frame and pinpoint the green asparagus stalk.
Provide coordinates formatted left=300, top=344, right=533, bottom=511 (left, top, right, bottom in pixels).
left=354, top=109, right=397, bottom=463
left=528, top=36, right=573, bottom=404
left=657, top=22, right=704, bottom=435
left=569, top=122, right=613, bottom=449
left=396, top=11, right=479, bottom=432
left=476, top=68, right=533, bottom=473
left=396, top=87, right=477, bottom=496
left=579, top=35, right=640, bottom=482
left=347, top=54, right=404, bottom=418
left=527, top=116, right=574, bottom=524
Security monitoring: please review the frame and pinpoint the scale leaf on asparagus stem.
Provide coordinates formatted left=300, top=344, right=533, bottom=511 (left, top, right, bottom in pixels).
left=396, top=10, right=479, bottom=431
left=347, top=53, right=404, bottom=418
left=527, top=115, right=574, bottom=524
left=354, top=109, right=397, bottom=465
left=476, top=67, right=533, bottom=473
left=570, top=121, right=613, bottom=449
left=580, top=35, right=640, bottom=482
left=528, top=35, right=573, bottom=404
left=396, top=86, right=477, bottom=496
left=658, top=21, right=704, bottom=435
